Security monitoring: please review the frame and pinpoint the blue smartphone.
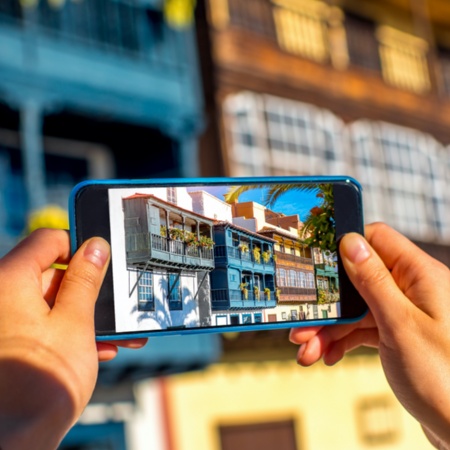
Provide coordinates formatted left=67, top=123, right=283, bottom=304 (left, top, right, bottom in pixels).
left=69, top=176, right=367, bottom=340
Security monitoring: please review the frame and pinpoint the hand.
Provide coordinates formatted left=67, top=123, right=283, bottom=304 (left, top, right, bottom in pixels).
left=289, top=223, right=450, bottom=449
left=0, top=229, right=146, bottom=450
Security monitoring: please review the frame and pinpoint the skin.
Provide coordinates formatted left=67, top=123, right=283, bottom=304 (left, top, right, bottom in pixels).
left=290, top=222, right=450, bottom=449
left=0, top=229, right=147, bottom=450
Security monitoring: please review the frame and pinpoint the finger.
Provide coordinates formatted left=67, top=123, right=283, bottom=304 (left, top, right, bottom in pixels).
left=323, top=328, right=379, bottom=366
left=293, top=314, right=377, bottom=366
left=52, top=237, right=110, bottom=325
left=364, top=223, right=449, bottom=317
left=289, top=326, right=323, bottom=345
left=104, top=338, right=148, bottom=349
left=0, top=229, right=71, bottom=275
left=339, top=232, right=416, bottom=331
left=97, top=342, right=119, bottom=362
left=42, top=267, right=66, bottom=308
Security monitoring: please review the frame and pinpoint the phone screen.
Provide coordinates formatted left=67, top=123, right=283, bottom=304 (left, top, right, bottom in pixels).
left=71, top=177, right=366, bottom=338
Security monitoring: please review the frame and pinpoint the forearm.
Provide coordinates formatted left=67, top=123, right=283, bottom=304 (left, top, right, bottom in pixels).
left=0, top=354, right=76, bottom=450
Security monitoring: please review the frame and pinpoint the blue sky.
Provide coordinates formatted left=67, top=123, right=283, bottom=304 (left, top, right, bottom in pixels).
left=187, top=184, right=321, bottom=221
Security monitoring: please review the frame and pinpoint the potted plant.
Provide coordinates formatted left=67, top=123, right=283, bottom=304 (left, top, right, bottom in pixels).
left=169, top=227, right=185, bottom=241
left=253, top=246, right=261, bottom=264
left=275, top=288, right=281, bottom=301
left=199, top=235, right=215, bottom=249
left=240, top=282, right=248, bottom=300
left=254, top=285, right=260, bottom=300
left=184, top=231, right=199, bottom=247
left=264, top=287, right=271, bottom=300
left=160, top=225, right=167, bottom=237
left=262, top=250, right=271, bottom=263
left=238, top=243, right=249, bottom=253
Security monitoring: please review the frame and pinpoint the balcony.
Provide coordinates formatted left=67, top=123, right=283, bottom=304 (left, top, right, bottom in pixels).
left=211, top=288, right=276, bottom=310
left=278, top=287, right=317, bottom=303
left=274, top=250, right=313, bottom=267
left=0, top=0, right=201, bottom=126
left=126, top=232, right=215, bottom=271
left=214, top=245, right=275, bottom=270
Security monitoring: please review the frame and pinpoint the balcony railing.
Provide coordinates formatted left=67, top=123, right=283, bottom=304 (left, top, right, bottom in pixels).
left=215, top=245, right=274, bottom=267
left=211, top=288, right=276, bottom=309
left=126, top=232, right=214, bottom=270
left=0, top=0, right=188, bottom=69
left=274, top=250, right=313, bottom=266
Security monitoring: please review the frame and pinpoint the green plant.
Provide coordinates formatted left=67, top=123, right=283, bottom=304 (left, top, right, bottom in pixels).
left=275, top=288, right=281, bottom=300
left=238, top=243, right=249, bottom=253
left=169, top=227, right=185, bottom=241
left=184, top=231, right=199, bottom=247
left=262, top=250, right=271, bottom=263
left=160, top=225, right=167, bottom=237
left=264, top=287, right=271, bottom=300
left=253, top=246, right=261, bottom=263
left=199, top=235, right=215, bottom=249
left=240, top=282, right=248, bottom=300
left=254, top=285, right=260, bottom=299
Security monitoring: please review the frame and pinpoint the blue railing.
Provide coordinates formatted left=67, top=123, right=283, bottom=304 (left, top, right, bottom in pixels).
left=214, top=245, right=274, bottom=266
left=0, top=0, right=189, bottom=69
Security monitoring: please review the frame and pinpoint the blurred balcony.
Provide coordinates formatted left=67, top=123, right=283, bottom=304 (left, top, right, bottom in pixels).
left=0, top=0, right=203, bottom=128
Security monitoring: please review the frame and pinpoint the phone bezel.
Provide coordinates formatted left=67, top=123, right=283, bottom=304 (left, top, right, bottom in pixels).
left=69, top=176, right=367, bottom=340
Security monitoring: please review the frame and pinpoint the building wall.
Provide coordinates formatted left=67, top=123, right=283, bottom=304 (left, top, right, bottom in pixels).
left=163, top=357, right=434, bottom=450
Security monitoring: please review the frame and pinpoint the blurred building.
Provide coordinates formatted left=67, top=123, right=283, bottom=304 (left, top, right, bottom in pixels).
left=0, top=0, right=205, bottom=254
left=195, top=0, right=450, bottom=266
left=0, top=1, right=447, bottom=448
left=0, top=2, right=223, bottom=448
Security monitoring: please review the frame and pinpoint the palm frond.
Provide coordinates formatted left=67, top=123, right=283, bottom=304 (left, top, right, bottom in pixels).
left=224, top=184, right=269, bottom=204
left=266, top=183, right=320, bottom=208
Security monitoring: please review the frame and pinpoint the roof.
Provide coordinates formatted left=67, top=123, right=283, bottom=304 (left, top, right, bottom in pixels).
left=123, top=193, right=215, bottom=224
left=214, top=221, right=276, bottom=243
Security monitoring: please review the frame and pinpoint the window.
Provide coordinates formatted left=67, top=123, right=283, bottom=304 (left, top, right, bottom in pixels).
left=272, top=0, right=348, bottom=69
left=219, top=419, right=297, bottom=450
left=298, top=272, right=306, bottom=288
left=277, top=268, right=286, bottom=287
left=242, top=314, right=252, bottom=324
left=224, top=91, right=347, bottom=177
left=137, top=271, right=154, bottom=311
left=377, top=26, right=430, bottom=94
left=288, top=270, right=297, bottom=287
left=254, top=313, right=262, bottom=323
left=230, top=314, right=240, bottom=325
left=348, top=120, right=440, bottom=242
left=167, top=187, right=177, bottom=204
left=307, top=273, right=315, bottom=289
left=223, top=93, right=270, bottom=176
left=273, top=0, right=328, bottom=63
left=356, top=396, right=401, bottom=445
left=168, top=272, right=182, bottom=310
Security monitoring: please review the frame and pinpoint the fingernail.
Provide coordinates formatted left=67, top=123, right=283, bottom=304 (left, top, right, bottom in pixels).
left=342, top=233, right=371, bottom=264
left=84, top=238, right=110, bottom=269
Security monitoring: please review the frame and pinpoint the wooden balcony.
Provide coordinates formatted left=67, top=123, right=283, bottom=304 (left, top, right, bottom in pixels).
left=126, top=232, right=215, bottom=271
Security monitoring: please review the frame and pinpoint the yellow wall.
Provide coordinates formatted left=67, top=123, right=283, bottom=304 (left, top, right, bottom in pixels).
left=164, top=356, right=434, bottom=450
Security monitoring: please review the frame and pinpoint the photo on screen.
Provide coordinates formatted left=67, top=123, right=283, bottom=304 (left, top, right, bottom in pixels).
left=108, top=183, right=340, bottom=333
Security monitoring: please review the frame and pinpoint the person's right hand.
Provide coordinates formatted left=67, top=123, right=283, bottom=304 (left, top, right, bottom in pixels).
left=289, top=223, right=450, bottom=449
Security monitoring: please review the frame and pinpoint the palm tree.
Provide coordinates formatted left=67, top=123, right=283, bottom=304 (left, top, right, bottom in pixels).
left=225, top=183, right=336, bottom=252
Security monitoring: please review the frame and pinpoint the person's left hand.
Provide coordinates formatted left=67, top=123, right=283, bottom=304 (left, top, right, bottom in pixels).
left=0, top=229, right=147, bottom=450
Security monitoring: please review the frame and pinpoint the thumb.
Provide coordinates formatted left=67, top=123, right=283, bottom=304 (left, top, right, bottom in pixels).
left=53, top=237, right=110, bottom=323
left=339, top=232, right=410, bottom=331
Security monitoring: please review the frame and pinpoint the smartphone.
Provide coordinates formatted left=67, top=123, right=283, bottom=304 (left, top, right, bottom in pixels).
left=69, top=176, right=367, bottom=340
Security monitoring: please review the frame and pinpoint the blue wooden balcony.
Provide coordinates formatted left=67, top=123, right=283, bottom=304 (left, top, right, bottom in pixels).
left=126, top=232, right=215, bottom=271
left=211, top=288, right=276, bottom=310
left=0, top=0, right=202, bottom=128
left=214, top=245, right=275, bottom=271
